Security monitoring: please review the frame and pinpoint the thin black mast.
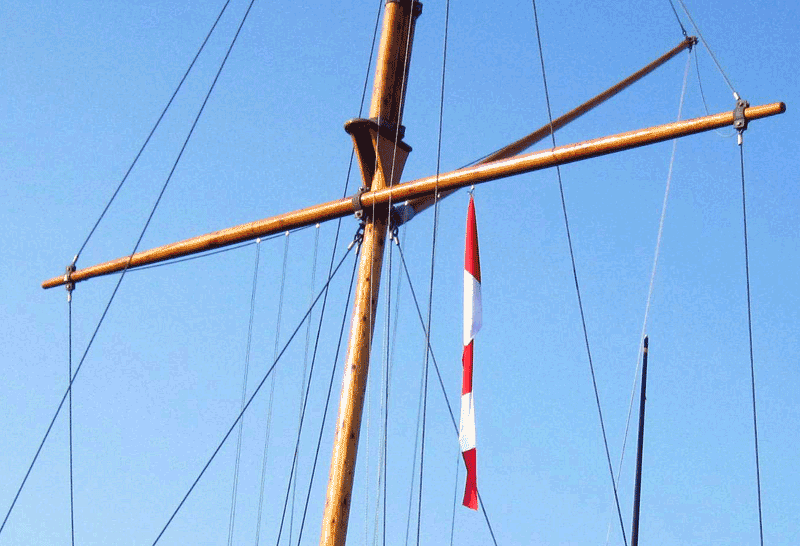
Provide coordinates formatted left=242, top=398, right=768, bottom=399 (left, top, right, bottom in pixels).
left=631, top=335, right=649, bottom=546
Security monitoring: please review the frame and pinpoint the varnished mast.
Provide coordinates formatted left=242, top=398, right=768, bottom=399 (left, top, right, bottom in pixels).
left=319, top=2, right=420, bottom=545
left=36, top=9, right=787, bottom=545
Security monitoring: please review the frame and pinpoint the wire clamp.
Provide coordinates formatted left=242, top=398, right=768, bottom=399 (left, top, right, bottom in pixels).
left=64, top=263, right=76, bottom=301
left=352, top=186, right=367, bottom=220
left=733, top=97, right=749, bottom=145
left=733, top=98, right=749, bottom=131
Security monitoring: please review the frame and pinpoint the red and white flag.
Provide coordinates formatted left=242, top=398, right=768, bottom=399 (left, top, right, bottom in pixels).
left=460, top=194, right=482, bottom=510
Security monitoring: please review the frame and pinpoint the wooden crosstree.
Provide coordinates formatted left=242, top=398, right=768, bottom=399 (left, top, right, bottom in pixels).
left=42, top=2, right=784, bottom=545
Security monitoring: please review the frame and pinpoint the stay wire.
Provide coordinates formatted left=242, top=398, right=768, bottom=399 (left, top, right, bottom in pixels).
left=529, top=1, right=628, bottom=544
left=291, top=2, right=383, bottom=540
left=393, top=237, right=499, bottom=546
left=294, top=231, right=364, bottom=546
left=291, top=1, right=383, bottom=541
left=675, top=0, right=738, bottom=98
left=0, top=4, right=254, bottom=522
left=129, top=227, right=311, bottom=273
left=393, top=238, right=457, bottom=430
left=226, top=240, right=262, bottom=546
left=739, top=142, right=765, bottom=546
left=283, top=221, right=351, bottom=546
left=68, top=298, right=75, bottom=546
left=150, top=236, right=358, bottom=546
left=365, top=0, right=419, bottom=533
left=254, top=233, right=290, bottom=546
left=693, top=53, right=736, bottom=138
left=414, top=1, right=451, bottom=543
left=604, top=49, right=692, bottom=546
left=74, top=0, right=234, bottom=263
left=665, top=0, right=688, bottom=37
left=272, top=229, right=347, bottom=546
left=371, top=224, right=395, bottom=546
left=389, top=229, right=408, bottom=546
left=403, top=349, right=426, bottom=546
left=289, top=224, right=320, bottom=545
left=449, top=453, right=459, bottom=546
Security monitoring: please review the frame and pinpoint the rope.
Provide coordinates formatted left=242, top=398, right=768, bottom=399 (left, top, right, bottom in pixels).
left=150, top=236, right=358, bottom=546
left=675, top=0, right=738, bottom=98
left=74, top=0, right=234, bottom=263
left=605, top=49, right=692, bottom=546
left=68, top=298, right=75, bottom=546
left=254, top=232, right=290, bottom=546
left=529, top=1, right=628, bottom=544
left=739, top=141, right=765, bottom=546
left=226, top=240, right=261, bottom=546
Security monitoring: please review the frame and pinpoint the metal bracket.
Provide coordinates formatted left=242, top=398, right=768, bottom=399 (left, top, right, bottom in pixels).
left=352, top=186, right=367, bottom=220
left=65, top=263, right=76, bottom=301
left=733, top=98, right=750, bottom=132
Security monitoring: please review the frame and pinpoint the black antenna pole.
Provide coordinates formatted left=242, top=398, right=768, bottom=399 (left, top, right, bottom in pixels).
left=631, top=335, right=649, bottom=546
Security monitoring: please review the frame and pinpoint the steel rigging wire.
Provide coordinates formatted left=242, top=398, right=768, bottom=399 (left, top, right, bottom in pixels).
left=73, top=0, right=235, bottom=265
left=393, top=236, right=499, bottom=546
left=150, top=232, right=361, bottom=545
left=226, top=240, right=262, bottom=546
left=529, top=0, right=628, bottom=543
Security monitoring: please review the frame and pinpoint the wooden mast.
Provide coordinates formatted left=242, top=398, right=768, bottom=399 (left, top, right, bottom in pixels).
left=319, top=2, right=420, bottom=545
left=33, top=3, right=787, bottom=543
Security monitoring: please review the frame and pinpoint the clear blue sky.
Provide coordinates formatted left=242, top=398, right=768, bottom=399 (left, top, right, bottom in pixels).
left=2, top=0, right=797, bottom=544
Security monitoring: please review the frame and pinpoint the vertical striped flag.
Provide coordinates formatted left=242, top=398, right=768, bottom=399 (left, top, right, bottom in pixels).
left=459, top=194, right=482, bottom=510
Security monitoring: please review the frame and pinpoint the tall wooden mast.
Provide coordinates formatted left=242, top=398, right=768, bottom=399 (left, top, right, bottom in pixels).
left=319, top=2, right=420, bottom=545
left=36, top=8, right=786, bottom=544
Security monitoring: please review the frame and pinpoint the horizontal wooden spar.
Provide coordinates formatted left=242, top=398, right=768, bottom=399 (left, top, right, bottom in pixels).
left=42, top=198, right=354, bottom=288
left=43, top=101, right=784, bottom=289
left=362, top=101, right=785, bottom=206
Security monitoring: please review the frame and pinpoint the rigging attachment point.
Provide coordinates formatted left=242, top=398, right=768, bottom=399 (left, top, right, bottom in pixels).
left=64, top=263, right=76, bottom=301
left=352, top=186, right=367, bottom=220
left=349, top=223, right=366, bottom=250
left=734, top=97, right=749, bottom=145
